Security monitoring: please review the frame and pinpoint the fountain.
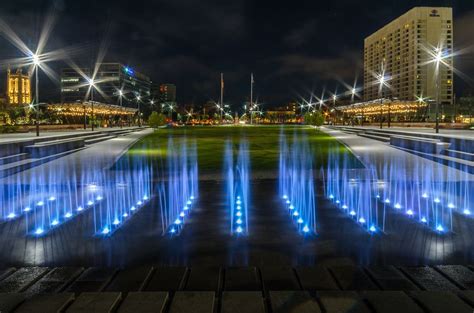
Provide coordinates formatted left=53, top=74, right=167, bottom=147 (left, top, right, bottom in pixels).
left=157, top=137, right=198, bottom=236
left=94, top=155, right=153, bottom=236
left=225, top=139, right=249, bottom=235
left=323, top=139, right=474, bottom=234
left=279, top=129, right=316, bottom=234
left=324, top=147, right=381, bottom=233
left=374, top=152, right=470, bottom=233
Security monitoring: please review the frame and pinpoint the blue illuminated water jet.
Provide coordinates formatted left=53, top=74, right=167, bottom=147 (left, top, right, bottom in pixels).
left=157, top=137, right=199, bottom=236
left=279, top=128, right=317, bottom=234
left=324, top=147, right=381, bottom=234
left=225, top=140, right=250, bottom=235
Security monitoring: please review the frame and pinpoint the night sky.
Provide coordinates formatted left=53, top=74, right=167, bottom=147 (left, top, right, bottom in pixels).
left=0, top=0, right=473, bottom=108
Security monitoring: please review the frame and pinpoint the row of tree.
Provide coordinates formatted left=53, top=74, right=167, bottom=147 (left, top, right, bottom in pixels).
left=303, top=112, right=324, bottom=126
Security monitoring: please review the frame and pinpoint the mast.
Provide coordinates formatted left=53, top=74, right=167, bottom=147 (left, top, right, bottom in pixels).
left=220, top=73, right=224, bottom=123
left=250, top=73, right=254, bottom=124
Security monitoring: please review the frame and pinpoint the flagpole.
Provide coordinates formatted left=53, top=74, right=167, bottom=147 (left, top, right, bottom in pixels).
left=250, top=73, right=253, bottom=125
left=220, top=73, right=224, bottom=124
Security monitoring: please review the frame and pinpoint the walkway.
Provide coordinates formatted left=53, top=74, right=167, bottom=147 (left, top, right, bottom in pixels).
left=321, top=126, right=474, bottom=181
left=0, top=127, right=143, bottom=144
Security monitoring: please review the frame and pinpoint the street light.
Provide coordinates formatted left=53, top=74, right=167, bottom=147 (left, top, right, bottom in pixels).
left=136, top=95, right=141, bottom=127
left=118, top=89, right=124, bottom=106
left=378, top=74, right=385, bottom=129
left=432, top=47, right=446, bottom=133
left=32, top=54, right=40, bottom=136
left=88, top=78, right=95, bottom=131
left=332, top=94, right=337, bottom=125
left=118, top=89, right=124, bottom=128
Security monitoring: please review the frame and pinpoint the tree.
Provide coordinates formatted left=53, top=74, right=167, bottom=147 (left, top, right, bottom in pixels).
left=148, top=111, right=166, bottom=129
left=304, top=111, right=324, bottom=127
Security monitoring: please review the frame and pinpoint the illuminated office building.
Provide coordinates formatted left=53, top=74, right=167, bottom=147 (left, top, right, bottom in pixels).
left=61, top=63, right=151, bottom=107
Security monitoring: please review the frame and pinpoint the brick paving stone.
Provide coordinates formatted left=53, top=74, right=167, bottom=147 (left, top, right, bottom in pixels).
left=26, top=267, right=83, bottom=294
left=261, top=267, right=300, bottom=291
left=409, top=291, right=473, bottom=313
left=105, top=266, right=153, bottom=292
left=221, top=291, right=265, bottom=313
left=184, top=267, right=220, bottom=291
left=400, top=267, right=459, bottom=291
left=144, top=267, right=186, bottom=291
left=435, top=265, right=474, bottom=289
left=0, top=293, right=26, bottom=313
left=0, top=267, right=49, bottom=293
left=0, top=268, right=15, bottom=281
left=269, top=291, right=321, bottom=313
left=224, top=267, right=261, bottom=291
left=66, top=292, right=121, bottom=313
left=296, top=266, right=339, bottom=290
left=361, top=291, right=423, bottom=313
left=329, top=266, right=378, bottom=290
left=66, top=267, right=117, bottom=293
left=116, top=291, right=168, bottom=313
left=169, top=291, right=215, bottom=313
left=14, top=293, right=75, bottom=313
left=457, top=290, right=474, bottom=306
left=318, top=291, right=371, bottom=313
left=366, top=266, right=418, bottom=291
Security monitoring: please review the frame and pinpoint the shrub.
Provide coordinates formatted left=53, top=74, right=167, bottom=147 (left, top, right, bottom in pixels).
left=304, top=111, right=324, bottom=126
left=0, top=124, right=19, bottom=133
left=148, top=111, right=167, bottom=129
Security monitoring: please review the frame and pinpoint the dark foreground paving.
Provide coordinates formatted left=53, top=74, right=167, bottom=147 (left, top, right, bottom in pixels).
left=2, top=265, right=474, bottom=312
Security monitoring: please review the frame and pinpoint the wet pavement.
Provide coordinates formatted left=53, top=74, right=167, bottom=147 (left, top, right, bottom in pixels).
left=1, top=264, right=474, bottom=312
left=1, top=179, right=474, bottom=268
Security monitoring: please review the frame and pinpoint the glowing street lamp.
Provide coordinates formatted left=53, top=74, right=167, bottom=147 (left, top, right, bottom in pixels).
left=432, top=47, right=447, bottom=133
left=118, top=89, right=124, bottom=128
left=88, top=78, right=96, bottom=131
left=32, top=53, right=41, bottom=136
left=118, top=89, right=124, bottom=105
left=378, top=71, right=386, bottom=129
left=332, top=94, right=337, bottom=125
left=136, top=95, right=142, bottom=127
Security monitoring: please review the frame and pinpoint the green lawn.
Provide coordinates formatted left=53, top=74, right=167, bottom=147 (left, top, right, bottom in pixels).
left=126, top=125, right=359, bottom=172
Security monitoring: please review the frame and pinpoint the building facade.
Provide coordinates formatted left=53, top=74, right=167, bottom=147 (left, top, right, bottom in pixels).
left=364, top=7, right=453, bottom=108
left=61, top=63, right=151, bottom=108
left=159, top=83, right=176, bottom=103
left=60, top=67, right=91, bottom=103
left=7, top=68, right=31, bottom=105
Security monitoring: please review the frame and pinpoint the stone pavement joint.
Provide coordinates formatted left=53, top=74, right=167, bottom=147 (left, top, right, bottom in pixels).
left=1, top=266, right=473, bottom=312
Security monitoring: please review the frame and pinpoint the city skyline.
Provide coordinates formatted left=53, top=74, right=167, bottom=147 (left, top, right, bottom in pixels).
left=0, top=0, right=473, bottom=107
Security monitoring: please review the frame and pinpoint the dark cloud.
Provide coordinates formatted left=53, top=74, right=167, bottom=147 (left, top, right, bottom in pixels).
left=0, top=0, right=473, bottom=106
left=453, top=11, right=474, bottom=88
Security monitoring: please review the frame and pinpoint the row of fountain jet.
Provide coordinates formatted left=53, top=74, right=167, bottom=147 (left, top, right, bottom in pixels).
left=324, top=143, right=473, bottom=234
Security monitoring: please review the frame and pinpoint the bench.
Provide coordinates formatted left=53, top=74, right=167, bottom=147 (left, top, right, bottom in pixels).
left=390, top=136, right=450, bottom=154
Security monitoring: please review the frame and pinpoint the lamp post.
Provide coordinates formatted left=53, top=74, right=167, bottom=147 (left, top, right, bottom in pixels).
left=136, top=95, right=141, bottom=127
left=351, top=88, right=358, bottom=126
left=32, top=54, right=40, bottom=136
left=119, top=90, right=123, bottom=128
left=89, top=79, right=95, bottom=131
left=388, top=99, right=391, bottom=128
left=332, top=94, right=337, bottom=125
left=83, top=104, right=86, bottom=130
left=433, top=48, right=444, bottom=134
left=379, top=75, right=385, bottom=129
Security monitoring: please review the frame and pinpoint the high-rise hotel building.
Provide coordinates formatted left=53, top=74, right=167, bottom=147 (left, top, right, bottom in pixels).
left=363, top=7, right=453, bottom=107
